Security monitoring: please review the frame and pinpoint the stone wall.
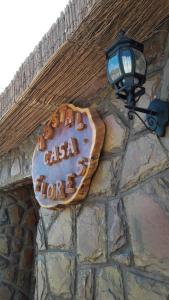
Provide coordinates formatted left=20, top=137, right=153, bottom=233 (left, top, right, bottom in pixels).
left=1, top=23, right=169, bottom=300
left=0, top=187, right=38, bottom=300
left=0, top=128, right=40, bottom=189
left=34, top=90, right=169, bottom=299
left=33, top=26, right=169, bottom=300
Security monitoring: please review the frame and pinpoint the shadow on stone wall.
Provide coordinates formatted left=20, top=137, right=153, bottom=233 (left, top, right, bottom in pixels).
left=0, top=185, right=39, bottom=300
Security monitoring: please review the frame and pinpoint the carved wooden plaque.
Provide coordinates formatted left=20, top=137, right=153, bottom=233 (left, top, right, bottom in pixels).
left=32, top=104, right=105, bottom=209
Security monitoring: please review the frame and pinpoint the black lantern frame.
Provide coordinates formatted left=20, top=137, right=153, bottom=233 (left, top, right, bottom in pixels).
left=106, top=31, right=146, bottom=104
left=105, top=31, right=169, bottom=136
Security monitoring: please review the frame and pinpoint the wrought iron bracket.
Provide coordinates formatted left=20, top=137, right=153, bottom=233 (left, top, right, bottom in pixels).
left=125, top=99, right=169, bottom=136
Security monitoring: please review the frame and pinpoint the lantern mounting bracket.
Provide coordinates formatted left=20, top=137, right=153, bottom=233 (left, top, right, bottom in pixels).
left=125, top=99, right=169, bottom=136
left=125, top=105, right=158, bottom=116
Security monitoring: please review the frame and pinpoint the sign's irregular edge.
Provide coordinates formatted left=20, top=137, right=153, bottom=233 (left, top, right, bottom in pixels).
left=73, top=106, right=105, bottom=203
left=32, top=103, right=105, bottom=209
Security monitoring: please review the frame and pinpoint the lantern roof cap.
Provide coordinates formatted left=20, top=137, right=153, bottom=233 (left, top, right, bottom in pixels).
left=106, top=31, right=144, bottom=58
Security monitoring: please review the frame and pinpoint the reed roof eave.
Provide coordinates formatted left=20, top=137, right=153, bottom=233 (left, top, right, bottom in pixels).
left=0, top=0, right=169, bottom=156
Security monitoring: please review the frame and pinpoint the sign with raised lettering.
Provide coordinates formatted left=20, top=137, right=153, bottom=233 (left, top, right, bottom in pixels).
left=32, top=104, right=105, bottom=209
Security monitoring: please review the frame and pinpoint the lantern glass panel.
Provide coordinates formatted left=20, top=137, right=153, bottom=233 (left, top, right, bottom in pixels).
left=107, top=53, right=121, bottom=82
left=121, top=49, right=132, bottom=74
left=134, top=49, right=146, bottom=75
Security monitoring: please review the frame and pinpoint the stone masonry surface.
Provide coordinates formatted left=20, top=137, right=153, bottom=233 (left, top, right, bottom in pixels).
left=33, top=24, right=169, bottom=299
left=1, top=23, right=169, bottom=300
left=0, top=187, right=38, bottom=300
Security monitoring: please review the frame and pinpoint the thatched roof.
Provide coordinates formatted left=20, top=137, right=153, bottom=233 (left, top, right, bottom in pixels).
left=0, top=0, right=169, bottom=155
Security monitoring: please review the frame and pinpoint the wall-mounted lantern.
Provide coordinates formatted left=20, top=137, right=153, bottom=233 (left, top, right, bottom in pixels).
left=106, top=31, right=169, bottom=136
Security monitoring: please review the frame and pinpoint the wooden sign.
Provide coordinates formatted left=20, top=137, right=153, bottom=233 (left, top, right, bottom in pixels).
left=32, top=104, right=105, bottom=209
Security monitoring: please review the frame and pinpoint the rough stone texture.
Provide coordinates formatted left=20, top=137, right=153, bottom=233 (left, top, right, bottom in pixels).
left=4, top=194, right=15, bottom=207
left=0, top=284, right=14, bottom=300
left=35, top=255, right=48, bottom=300
left=8, top=205, right=23, bottom=225
left=11, top=158, right=21, bottom=177
left=0, top=128, right=39, bottom=188
left=149, top=175, right=169, bottom=213
left=12, top=237, right=22, bottom=253
left=89, top=157, right=122, bottom=196
left=0, top=256, right=8, bottom=270
left=46, top=252, right=74, bottom=299
left=125, top=271, right=169, bottom=300
left=89, top=160, right=113, bottom=196
left=14, top=226, right=23, bottom=239
left=25, top=230, right=34, bottom=247
left=77, top=204, right=106, bottom=263
left=47, top=208, right=73, bottom=250
left=160, top=25, right=169, bottom=100
left=112, top=252, right=131, bottom=266
left=160, top=125, right=169, bottom=152
left=95, top=266, right=124, bottom=300
left=13, top=292, right=28, bottom=300
left=103, top=114, right=128, bottom=152
left=2, top=266, right=16, bottom=283
left=20, top=248, right=34, bottom=269
left=124, top=183, right=169, bottom=276
left=17, top=270, right=31, bottom=294
left=161, top=52, right=169, bottom=99
left=0, top=236, right=9, bottom=255
left=120, top=133, right=168, bottom=190
left=23, top=207, right=38, bottom=227
left=145, top=27, right=168, bottom=75
left=76, top=269, right=93, bottom=300
left=108, top=199, right=126, bottom=255
left=36, top=218, right=46, bottom=251
left=40, top=207, right=58, bottom=230
left=0, top=188, right=38, bottom=300
left=0, top=207, right=9, bottom=225
left=0, top=159, right=10, bottom=185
